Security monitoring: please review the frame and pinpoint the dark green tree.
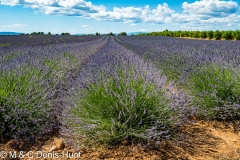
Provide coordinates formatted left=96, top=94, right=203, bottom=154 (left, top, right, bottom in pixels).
left=192, top=31, right=200, bottom=38
left=222, top=30, right=233, bottom=40
left=61, top=32, right=70, bottom=35
left=108, top=32, right=115, bottom=36
left=234, top=30, right=240, bottom=40
left=214, top=30, right=222, bottom=40
left=207, top=30, right=214, bottom=39
left=118, top=32, right=127, bottom=36
left=188, top=32, right=193, bottom=38
left=200, top=31, right=207, bottom=39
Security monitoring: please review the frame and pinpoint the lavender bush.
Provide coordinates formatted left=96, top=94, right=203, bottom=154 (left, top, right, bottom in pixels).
left=0, top=37, right=108, bottom=142
left=61, top=38, right=190, bottom=148
left=186, top=64, right=240, bottom=120
left=0, top=67, right=56, bottom=141
left=115, top=36, right=240, bottom=121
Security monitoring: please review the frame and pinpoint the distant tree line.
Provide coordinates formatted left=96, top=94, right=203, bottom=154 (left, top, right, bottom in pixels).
left=95, top=32, right=127, bottom=36
left=106, top=32, right=115, bottom=36
left=118, top=32, right=127, bottom=36
left=137, top=30, right=240, bottom=40
left=19, top=31, right=128, bottom=36
left=30, top=32, right=45, bottom=35
left=20, top=32, right=71, bottom=36
left=61, top=32, right=70, bottom=35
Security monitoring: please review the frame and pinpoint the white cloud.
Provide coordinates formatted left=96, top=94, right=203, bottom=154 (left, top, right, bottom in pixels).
left=200, top=14, right=240, bottom=23
left=178, top=13, right=240, bottom=30
left=2, top=0, right=240, bottom=30
left=139, top=29, right=147, bottom=32
left=3, top=24, right=28, bottom=28
left=182, top=0, right=239, bottom=18
left=82, top=24, right=93, bottom=30
left=82, top=25, right=90, bottom=28
left=91, top=3, right=175, bottom=24
left=171, top=0, right=240, bottom=29
left=123, top=20, right=134, bottom=24
left=1, top=0, right=19, bottom=6
left=179, top=24, right=211, bottom=31
left=2, top=0, right=106, bottom=16
left=199, top=14, right=240, bottom=29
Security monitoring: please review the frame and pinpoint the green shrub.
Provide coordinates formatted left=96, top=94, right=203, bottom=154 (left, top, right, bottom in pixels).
left=187, top=64, right=240, bottom=120
left=200, top=31, right=207, bottom=39
left=234, top=30, right=240, bottom=40
left=214, top=30, right=222, bottom=40
left=67, top=70, right=178, bottom=146
left=192, top=31, right=200, bottom=38
left=222, top=31, right=234, bottom=40
left=207, top=31, right=214, bottom=39
left=0, top=68, right=55, bottom=141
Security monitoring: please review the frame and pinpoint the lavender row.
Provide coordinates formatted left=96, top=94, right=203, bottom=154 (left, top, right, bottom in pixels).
left=0, top=35, right=100, bottom=47
left=0, top=36, right=107, bottom=71
left=115, top=36, right=240, bottom=120
left=61, top=37, right=192, bottom=149
left=115, top=36, right=240, bottom=72
left=0, top=36, right=108, bottom=142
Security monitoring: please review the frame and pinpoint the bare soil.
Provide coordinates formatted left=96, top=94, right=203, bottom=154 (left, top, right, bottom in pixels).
left=0, top=120, right=240, bottom=160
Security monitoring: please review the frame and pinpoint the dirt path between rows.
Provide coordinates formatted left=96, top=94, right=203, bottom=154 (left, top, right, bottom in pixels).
left=177, top=121, right=240, bottom=160
left=0, top=120, right=239, bottom=160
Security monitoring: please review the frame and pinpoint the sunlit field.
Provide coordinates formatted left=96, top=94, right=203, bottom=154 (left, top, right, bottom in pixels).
left=1, top=35, right=240, bottom=159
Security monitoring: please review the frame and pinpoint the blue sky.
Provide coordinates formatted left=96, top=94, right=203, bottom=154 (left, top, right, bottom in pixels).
left=1, top=0, right=240, bottom=34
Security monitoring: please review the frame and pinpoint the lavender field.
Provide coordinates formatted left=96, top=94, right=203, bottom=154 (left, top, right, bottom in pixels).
left=0, top=35, right=240, bottom=150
